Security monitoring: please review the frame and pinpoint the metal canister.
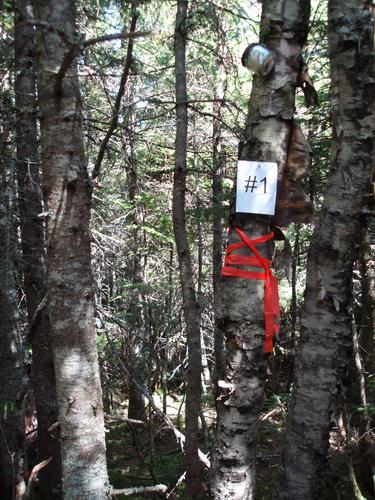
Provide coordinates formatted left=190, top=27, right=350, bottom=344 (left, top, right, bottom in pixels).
left=241, top=44, right=275, bottom=77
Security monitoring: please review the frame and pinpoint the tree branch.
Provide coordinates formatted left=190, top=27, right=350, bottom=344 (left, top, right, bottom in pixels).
left=111, top=484, right=168, bottom=496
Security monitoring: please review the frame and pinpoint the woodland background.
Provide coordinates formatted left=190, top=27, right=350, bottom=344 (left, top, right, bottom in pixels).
left=0, top=0, right=374, bottom=499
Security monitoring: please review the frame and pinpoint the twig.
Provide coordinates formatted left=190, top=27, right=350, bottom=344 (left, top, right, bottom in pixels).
left=111, top=484, right=167, bottom=497
left=104, top=413, right=145, bottom=425
left=22, top=458, right=52, bottom=500
left=84, top=31, right=148, bottom=49
left=25, top=427, right=37, bottom=437
left=29, top=295, right=47, bottom=330
left=261, top=407, right=280, bottom=421
left=166, top=472, right=186, bottom=498
left=47, top=422, right=59, bottom=433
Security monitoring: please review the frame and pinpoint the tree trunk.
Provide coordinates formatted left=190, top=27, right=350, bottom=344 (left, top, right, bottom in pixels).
left=210, top=2, right=310, bottom=498
left=358, top=220, right=375, bottom=498
left=274, top=2, right=375, bottom=498
left=0, top=97, right=26, bottom=499
left=14, top=2, right=62, bottom=496
left=125, top=112, right=146, bottom=422
left=286, top=224, right=300, bottom=392
left=173, top=0, right=203, bottom=496
left=212, top=10, right=226, bottom=388
left=34, top=1, right=110, bottom=497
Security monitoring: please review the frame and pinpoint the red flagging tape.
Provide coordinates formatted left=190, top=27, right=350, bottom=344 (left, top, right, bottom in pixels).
left=221, top=227, right=280, bottom=353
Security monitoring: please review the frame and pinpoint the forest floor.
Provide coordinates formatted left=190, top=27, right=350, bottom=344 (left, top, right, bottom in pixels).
left=106, top=391, right=360, bottom=499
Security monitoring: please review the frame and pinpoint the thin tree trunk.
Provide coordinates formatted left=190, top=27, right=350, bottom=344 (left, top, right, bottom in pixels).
left=125, top=112, right=146, bottom=421
left=0, top=98, right=26, bottom=499
left=14, top=3, right=62, bottom=496
left=173, top=0, right=203, bottom=496
left=286, top=224, right=300, bottom=392
left=274, top=2, right=375, bottom=498
left=358, top=221, right=375, bottom=404
left=194, top=130, right=211, bottom=392
left=212, top=12, right=226, bottom=388
left=34, top=1, right=110, bottom=497
left=210, top=2, right=310, bottom=498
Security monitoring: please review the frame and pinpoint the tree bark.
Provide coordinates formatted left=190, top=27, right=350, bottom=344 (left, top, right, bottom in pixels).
left=0, top=97, right=26, bottom=499
left=34, top=1, right=110, bottom=497
left=14, top=2, right=62, bottom=496
left=212, top=8, right=226, bottom=388
left=274, top=2, right=375, bottom=498
left=357, top=220, right=375, bottom=498
left=210, top=2, right=310, bottom=498
left=173, top=0, right=203, bottom=497
left=125, top=109, right=147, bottom=422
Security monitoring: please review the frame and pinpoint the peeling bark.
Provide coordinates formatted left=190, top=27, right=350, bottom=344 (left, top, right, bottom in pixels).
left=14, top=2, right=62, bottom=496
left=274, top=2, right=375, bottom=499
left=209, top=2, right=310, bottom=498
left=34, top=0, right=110, bottom=497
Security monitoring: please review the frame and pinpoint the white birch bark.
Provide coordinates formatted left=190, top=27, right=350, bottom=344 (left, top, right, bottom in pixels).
left=34, top=1, right=110, bottom=497
left=210, top=1, right=311, bottom=498
left=274, top=1, right=375, bottom=498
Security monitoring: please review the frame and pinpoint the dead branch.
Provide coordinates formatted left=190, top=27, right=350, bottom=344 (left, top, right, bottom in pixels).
left=111, top=484, right=167, bottom=496
left=104, top=413, right=145, bottom=425
left=166, top=471, right=186, bottom=498
left=29, top=294, right=47, bottom=330
left=22, top=458, right=52, bottom=499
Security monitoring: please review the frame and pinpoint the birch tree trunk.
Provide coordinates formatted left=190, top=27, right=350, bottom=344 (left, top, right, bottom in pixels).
left=14, top=2, right=62, bottom=496
left=358, top=221, right=375, bottom=498
left=34, top=1, right=110, bottom=497
left=173, top=0, right=203, bottom=496
left=210, top=2, right=310, bottom=498
left=274, top=2, right=375, bottom=498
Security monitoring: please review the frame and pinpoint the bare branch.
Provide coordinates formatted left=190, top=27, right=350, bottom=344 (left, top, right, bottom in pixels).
left=104, top=413, right=145, bottom=425
left=111, top=484, right=168, bottom=496
left=23, top=458, right=52, bottom=499
left=29, top=294, right=47, bottom=331
left=166, top=472, right=186, bottom=498
left=84, top=31, right=148, bottom=49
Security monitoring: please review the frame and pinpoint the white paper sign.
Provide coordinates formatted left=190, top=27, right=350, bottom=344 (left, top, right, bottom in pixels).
left=235, top=160, right=278, bottom=215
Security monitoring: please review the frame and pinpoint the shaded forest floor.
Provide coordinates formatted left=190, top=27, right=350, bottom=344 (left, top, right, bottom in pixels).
left=106, top=393, right=360, bottom=499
